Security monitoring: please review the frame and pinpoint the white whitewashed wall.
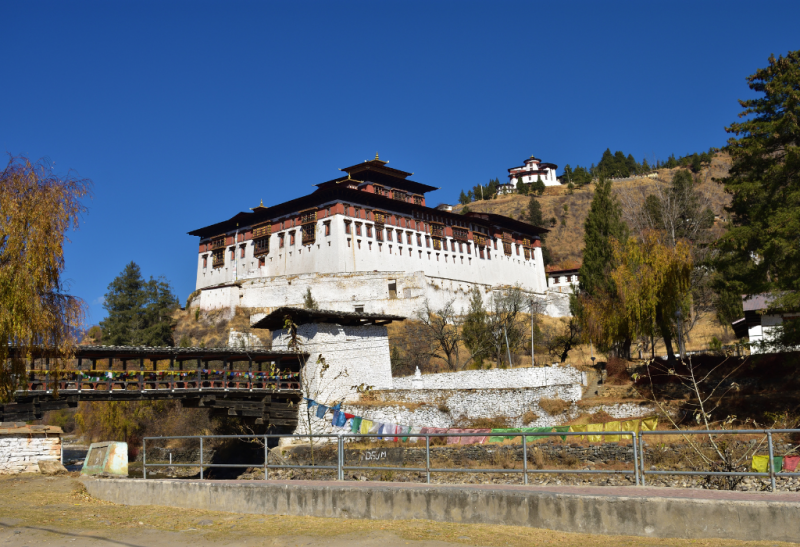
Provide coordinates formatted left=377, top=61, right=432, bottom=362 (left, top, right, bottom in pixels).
left=392, top=365, right=583, bottom=390
left=272, top=323, right=393, bottom=405
left=193, top=211, right=559, bottom=316
left=0, top=434, right=61, bottom=474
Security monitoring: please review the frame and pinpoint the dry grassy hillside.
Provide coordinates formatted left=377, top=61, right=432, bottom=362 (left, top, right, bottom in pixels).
left=453, top=153, right=733, bottom=265
left=172, top=307, right=271, bottom=348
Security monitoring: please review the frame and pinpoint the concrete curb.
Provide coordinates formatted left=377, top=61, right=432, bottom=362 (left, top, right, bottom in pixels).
left=82, top=478, right=800, bottom=543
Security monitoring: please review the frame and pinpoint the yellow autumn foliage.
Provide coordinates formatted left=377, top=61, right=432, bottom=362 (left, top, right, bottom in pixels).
left=580, top=231, right=692, bottom=347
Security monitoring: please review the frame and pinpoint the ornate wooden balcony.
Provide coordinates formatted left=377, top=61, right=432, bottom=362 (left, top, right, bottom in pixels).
left=301, top=224, right=315, bottom=245
left=254, top=237, right=270, bottom=257
left=429, top=223, right=445, bottom=238
left=252, top=223, right=271, bottom=239
left=211, top=237, right=226, bottom=250
left=300, top=210, right=317, bottom=224
left=453, top=228, right=469, bottom=241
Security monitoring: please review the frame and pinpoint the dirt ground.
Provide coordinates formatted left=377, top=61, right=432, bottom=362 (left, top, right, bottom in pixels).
left=0, top=474, right=796, bottom=547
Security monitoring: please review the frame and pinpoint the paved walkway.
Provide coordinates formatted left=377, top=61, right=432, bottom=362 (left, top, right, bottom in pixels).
left=213, top=478, right=800, bottom=503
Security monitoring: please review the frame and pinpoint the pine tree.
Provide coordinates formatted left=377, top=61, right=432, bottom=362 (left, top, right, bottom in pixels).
left=714, top=50, right=800, bottom=348
left=577, top=177, right=630, bottom=356
left=562, top=165, right=573, bottom=185
left=527, top=195, right=545, bottom=227
left=532, top=175, right=546, bottom=196
left=461, top=286, right=489, bottom=368
left=458, top=190, right=470, bottom=205
left=100, top=262, right=178, bottom=346
left=516, top=177, right=528, bottom=195
left=614, top=151, right=629, bottom=177
left=578, top=177, right=628, bottom=301
left=626, top=153, right=638, bottom=176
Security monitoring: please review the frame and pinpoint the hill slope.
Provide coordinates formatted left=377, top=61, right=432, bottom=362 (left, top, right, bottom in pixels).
left=453, top=154, right=732, bottom=266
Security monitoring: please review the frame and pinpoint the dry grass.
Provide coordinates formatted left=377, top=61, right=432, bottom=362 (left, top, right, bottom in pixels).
left=452, top=155, right=733, bottom=268
left=520, top=411, right=539, bottom=424
left=172, top=307, right=271, bottom=349
left=350, top=399, right=428, bottom=411
left=538, top=397, right=571, bottom=416
left=455, top=416, right=513, bottom=429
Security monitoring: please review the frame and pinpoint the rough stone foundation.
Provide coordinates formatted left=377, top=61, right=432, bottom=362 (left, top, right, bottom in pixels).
left=0, top=423, right=63, bottom=474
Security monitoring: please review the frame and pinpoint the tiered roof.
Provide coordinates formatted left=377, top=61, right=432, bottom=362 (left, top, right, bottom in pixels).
left=188, top=156, right=549, bottom=239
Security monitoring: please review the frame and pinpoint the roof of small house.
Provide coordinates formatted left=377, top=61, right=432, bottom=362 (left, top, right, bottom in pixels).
left=0, top=423, right=63, bottom=435
left=252, top=307, right=406, bottom=330
left=742, top=293, right=776, bottom=312
left=546, top=261, right=581, bottom=274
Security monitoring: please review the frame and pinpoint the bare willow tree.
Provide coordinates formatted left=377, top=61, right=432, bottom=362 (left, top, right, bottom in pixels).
left=0, top=156, right=91, bottom=401
left=416, top=298, right=462, bottom=371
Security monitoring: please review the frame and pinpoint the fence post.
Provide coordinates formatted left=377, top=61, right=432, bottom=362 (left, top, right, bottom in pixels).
left=200, top=437, right=204, bottom=480
left=264, top=435, right=269, bottom=481
left=522, top=434, right=528, bottom=485
left=638, top=431, right=646, bottom=486
left=337, top=435, right=344, bottom=481
left=631, top=432, right=639, bottom=486
left=767, top=431, right=776, bottom=492
left=425, top=435, right=431, bottom=485
left=142, top=439, right=147, bottom=480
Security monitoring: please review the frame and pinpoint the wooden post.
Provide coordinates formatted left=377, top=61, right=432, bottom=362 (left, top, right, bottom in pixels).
left=169, top=356, right=175, bottom=390
left=139, top=358, right=144, bottom=391
left=197, top=358, right=201, bottom=388
left=248, top=357, right=253, bottom=388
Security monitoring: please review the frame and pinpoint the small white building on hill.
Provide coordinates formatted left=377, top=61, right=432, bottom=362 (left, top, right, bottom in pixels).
left=509, top=156, right=560, bottom=187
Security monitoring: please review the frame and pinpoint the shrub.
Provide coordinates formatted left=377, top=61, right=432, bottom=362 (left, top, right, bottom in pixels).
left=538, top=397, right=570, bottom=416
left=605, top=357, right=631, bottom=384
left=520, top=410, right=539, bottom=424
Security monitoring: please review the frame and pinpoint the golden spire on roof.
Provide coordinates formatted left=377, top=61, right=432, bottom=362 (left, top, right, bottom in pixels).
left=375, top=152, right=379, bottom=160
left=250, top=199, right=266, bottom=211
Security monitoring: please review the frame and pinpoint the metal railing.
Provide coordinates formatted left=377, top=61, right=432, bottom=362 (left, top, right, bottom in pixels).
left=141, top=428, right=800, bottom=491
left=639, top=429, right=800, bottom=491
left=143, top=431, right=640, bottom=485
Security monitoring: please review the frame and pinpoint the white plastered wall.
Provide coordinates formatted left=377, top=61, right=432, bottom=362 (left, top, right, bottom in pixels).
left=194, top=213, right=555, bottom=316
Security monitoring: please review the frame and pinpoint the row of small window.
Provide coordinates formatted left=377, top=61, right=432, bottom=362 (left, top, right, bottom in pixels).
left=346, top=238, right=497, bottom=261
left=344, top=220, right=534, bottom=258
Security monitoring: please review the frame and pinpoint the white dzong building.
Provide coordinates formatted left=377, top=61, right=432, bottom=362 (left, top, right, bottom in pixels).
left=188, top=155, right=561, bottom=317
left=509, top=156, right=560, bottom=187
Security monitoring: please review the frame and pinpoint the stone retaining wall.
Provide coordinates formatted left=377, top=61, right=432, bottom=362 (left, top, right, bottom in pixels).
left=392, top=365, right=583, bottom=390
left=0, top=424, right=63, bottom=474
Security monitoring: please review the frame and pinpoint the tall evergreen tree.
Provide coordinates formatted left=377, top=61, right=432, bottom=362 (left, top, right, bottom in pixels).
left=100, top=262, right=178, bottom=346
left=458, top=190, right=470, bottom=205
left=713, top=50, right=800, bottom=348
left=532, top=175, right=546, bottom=195
left=626, top=153, right=638, bottom=176
left=579, top=177, right=628, bottom=296
left=577, top=177, right=630, bottom=355
left=613, top=151, right=629, bottom=177
left=527, top=195, right=545, bottom=227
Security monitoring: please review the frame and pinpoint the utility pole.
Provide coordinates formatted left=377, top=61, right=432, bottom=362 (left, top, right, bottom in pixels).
left=530, top=299, right=535, bottom=367
left=503, top=327, right=512, bottom=368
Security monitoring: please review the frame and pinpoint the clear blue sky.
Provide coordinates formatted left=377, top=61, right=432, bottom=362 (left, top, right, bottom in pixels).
left=2, top=1, right=798, bottom=326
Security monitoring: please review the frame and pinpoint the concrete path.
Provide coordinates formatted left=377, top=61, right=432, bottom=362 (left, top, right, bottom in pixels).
left=83, top=477, right=800, bottom=543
